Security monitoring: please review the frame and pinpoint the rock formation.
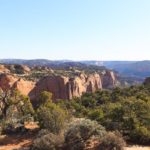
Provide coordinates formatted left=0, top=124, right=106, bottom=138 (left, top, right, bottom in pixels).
left=0, top=70, right=117, bottom=101
left=0, top=74, right=35, bottom=96
left=102, top=70, right=116, bottom=89
left=143, top=77, right=150, bottom=86
left=13, top=78, right=35, bottom=96
left=0, top=65, right=10, bottom=74
left=7, top=65, right=31, bottom=74
left=30, top=72, right=116, bottom=101
left=0, top=64, right=31, bottom=74
left=0, top=74, right=18, bottom=91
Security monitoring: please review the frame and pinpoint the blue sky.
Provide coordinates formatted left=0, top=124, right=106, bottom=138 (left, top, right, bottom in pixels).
left=0, top=0, right=150, bottom=60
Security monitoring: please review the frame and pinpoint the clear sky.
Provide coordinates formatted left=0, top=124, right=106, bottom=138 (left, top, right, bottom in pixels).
left=0, top=0, right=150, bottom=60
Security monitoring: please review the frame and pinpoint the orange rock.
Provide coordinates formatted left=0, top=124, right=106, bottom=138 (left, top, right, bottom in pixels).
left=0, top=74, right=35, bottom=96
left=30, top=73, right=104, bottom=101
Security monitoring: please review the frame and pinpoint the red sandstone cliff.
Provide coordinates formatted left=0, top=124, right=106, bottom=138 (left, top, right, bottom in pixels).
left=29, top=72, right=116, bottom=100
left=0, top=74, right=35, bottom=96
left=0, top=70, right=117, bottom=101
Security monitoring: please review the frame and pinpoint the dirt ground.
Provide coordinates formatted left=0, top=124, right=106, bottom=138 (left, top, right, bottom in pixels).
left=0, top=134, right=33, bottom=150
left=0, top=122, right=39, bottom=150
left=1, top=137, right=150, bottom=150
left=125, top=146, right=150, bottom=150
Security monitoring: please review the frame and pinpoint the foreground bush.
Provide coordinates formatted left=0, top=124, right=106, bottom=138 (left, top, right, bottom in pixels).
left=37, top=104, right=67, bottom=134
left=1, top=118, right=26, bottom=134
left=130, top=126, right=150, bottom=144
left=31, top=131, right=64, bottom=150
left=64, top=118, right=106, bottom=150
left=0, top=90, right=34, bottom=134
left=36, top=91, right=68, bottom=134
left=97, top=132, right=126, bottom=150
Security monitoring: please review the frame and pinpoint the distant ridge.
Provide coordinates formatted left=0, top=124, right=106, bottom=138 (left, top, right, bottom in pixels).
left=0, top=59, right=150, bottom=78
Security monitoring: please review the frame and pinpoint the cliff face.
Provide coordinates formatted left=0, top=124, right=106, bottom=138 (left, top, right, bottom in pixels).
left=0, top=74, right=35, bottom=96
left=30, top=72, right=116, bottom=101
left=0, top=65, right=10, bottom=74
left=102, top=70, right=116, bottom=89
left=0, top=74, right=18, bottom=91
left=0, top=70, right=117, bottom=101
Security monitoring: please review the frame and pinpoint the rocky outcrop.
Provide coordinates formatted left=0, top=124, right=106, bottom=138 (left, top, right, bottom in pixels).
left=30, top=73, right=105, bottom=100
left=102, top=70, right=116, bottom=89
left=143, top=77, right=150, bottom=86
left=0, top=64, right=31, bottom=74
left=0, top=65, right=10, bottom=74
left=13, top=78, right=35, bottom=96
left=7, top=65, right=31, bottom=74
left=0, top=70, right=117, bottom=101
left=0, top=74, right=35, bottom=95
left=0, top=74, right=18, bottom=90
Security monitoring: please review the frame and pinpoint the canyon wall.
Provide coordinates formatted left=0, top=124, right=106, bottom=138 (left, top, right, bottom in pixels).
left=29, top=72, right=116, bottom=101
left=0, top=65, right=117, bottom=101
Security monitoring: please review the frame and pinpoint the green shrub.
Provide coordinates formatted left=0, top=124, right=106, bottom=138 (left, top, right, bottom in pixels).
left=88, top=108, right=104, bottom=122
left=130, top=126, right=150, bottom=144
left=37, top=104, right=67, bottom=134
left=0, top=90, right=34, bottom=134
left=35, top=91, right=53, bottom=108
left=36, top=92, right=68, bottom=134
left=1, top=118, right=26, bottom=134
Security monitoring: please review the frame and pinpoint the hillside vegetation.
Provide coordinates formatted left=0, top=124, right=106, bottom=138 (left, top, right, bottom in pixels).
left=0, top=78, right=150, bottom=149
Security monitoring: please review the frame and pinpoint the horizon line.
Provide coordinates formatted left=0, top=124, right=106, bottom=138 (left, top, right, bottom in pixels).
left=0, top=58, right=150, bottom=62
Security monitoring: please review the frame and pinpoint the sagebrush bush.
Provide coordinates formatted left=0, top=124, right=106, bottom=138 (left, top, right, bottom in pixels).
left=97, top=132, right=126, bottom=150
left=1, top=118, right=26, bottom=134
left=64, top=118, right=106, bottom=150
left=31, top=132, right=64, bottom=150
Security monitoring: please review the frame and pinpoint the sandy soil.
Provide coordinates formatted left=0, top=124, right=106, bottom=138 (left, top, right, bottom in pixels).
left=0, top=122, right=39, bottom=150
left=125, top=146, right=150, bottom=150
left=0, top=134, right=33, bottom=150
left=0, top=137, right=150, bottom=150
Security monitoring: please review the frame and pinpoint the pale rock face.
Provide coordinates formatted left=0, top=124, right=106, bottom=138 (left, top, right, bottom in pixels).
left=0, top=70, right=117, bottom=101
left=102, top=71, right=116, bottom=89
left=0, top=74, right=35, bottom=96
left=20, top=65, right=31, bottom=73
left=30, top=73, right=103, bottom=101
left=86, top=73, right=102, bottom=92
left=68, top=76, right=86, bottom=99
left=13, top=78, right=35, bottom=96
left=0, top=74, right=18, bottom=91
left=29, top=75, right=70, bottom=100
left=0, top=65, right=10, bottom=74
